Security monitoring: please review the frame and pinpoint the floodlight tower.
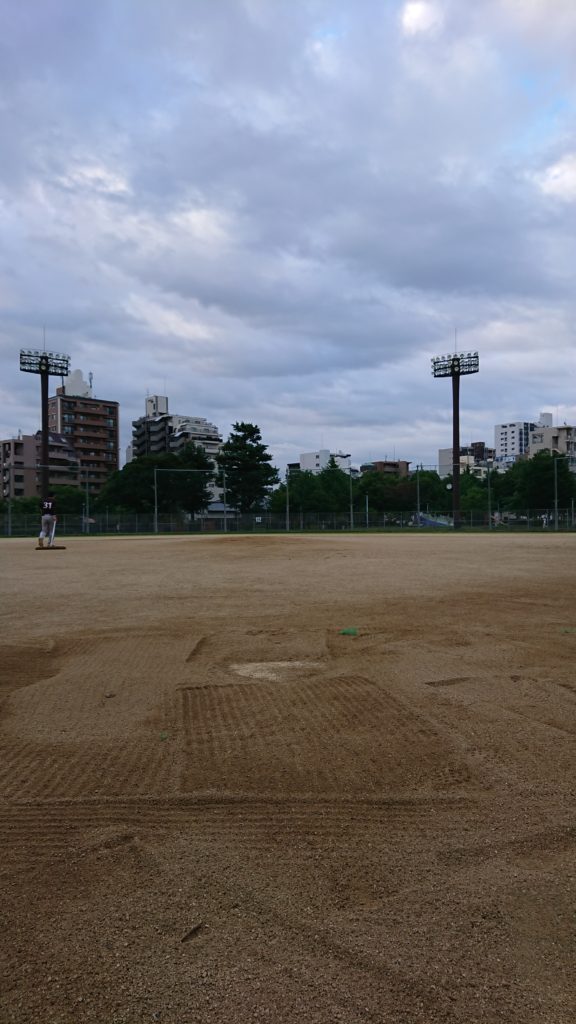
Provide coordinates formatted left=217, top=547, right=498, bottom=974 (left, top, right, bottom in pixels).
left=431, top=350, right=479, bottom=529
left=20, top=349, right=70, bottom=499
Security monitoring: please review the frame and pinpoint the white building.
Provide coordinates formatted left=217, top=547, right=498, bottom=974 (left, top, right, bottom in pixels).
left=437, top=442, right=496, bottom=479
left=131, top=396, right=222, bottom=461
left=438, top=449, right=475, bottom=479
left=299, top=449, right=351, bottom=474
left=494, top=413, right=552, bottom=463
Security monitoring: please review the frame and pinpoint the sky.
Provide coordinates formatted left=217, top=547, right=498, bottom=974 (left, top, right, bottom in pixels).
left=1, top=0, right=576, bottom=472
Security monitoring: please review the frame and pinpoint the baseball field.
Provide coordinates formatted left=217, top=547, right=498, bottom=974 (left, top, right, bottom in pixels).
left=1, top=533, right=575, bottom=1023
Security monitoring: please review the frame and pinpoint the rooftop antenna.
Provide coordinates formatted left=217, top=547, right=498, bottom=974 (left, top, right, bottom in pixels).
left=89, top=371, right=93, bottom=395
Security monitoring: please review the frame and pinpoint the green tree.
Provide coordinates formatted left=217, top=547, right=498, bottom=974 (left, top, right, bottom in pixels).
left=415, top=470, right=451, bottom=512
left=499, top=452, right=574, bottom=511
left=459, top=472, right=487, bottom=514
left=269, top=470, right=321, bottom=515
left=217, top=423, right=278, bottom=512
left=314, top=458, right=351, bottom=514
left=97, top=444, right=213, bottom=514
left=356, top=471, right=394, bottom=513
left=52, top=486, right=85, bottom=514
left=7, top=496, right=40, bottom=515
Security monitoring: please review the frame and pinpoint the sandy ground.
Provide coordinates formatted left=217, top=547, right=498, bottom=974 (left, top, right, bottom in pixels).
left=1, top=532, right=575, bottom=1024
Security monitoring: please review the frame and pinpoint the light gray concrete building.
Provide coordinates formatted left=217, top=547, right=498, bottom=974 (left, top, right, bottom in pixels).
left=131, top=396, right=222, bottom=461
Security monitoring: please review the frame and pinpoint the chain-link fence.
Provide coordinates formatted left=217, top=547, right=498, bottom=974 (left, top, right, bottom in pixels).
left=2, top=507, right=576, bottom=537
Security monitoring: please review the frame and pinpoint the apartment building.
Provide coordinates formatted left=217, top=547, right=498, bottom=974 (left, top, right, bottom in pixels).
left=131, top=396, right=222, bottom=461
left=494, top=414, right=552, bottom=463
left=529, top=424, right=576, bottom=467
left=1, top=434, right=37, bottom=498
left=1, top=431, right=80, bottom=498
left=48, top=370, right=119, bottom=496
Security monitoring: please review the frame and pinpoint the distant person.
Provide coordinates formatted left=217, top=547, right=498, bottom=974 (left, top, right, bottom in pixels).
left=38, top=494, right=57, bottom=548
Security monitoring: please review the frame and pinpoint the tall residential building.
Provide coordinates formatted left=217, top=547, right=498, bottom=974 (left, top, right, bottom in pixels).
left=48, top=370, right=119, bottom=496
left=494, top=414, right=552, bottom=463
left=1, top=431, right=80, bottom=498
left=131, top=396, right=222, bottom=461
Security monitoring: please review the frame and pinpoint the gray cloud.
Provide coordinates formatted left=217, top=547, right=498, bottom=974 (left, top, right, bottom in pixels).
left=2, top=0, right=576, bottom=471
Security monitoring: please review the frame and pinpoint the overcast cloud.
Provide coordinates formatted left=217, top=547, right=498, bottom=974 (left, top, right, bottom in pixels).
left=1, top=0, right=576, bottom=470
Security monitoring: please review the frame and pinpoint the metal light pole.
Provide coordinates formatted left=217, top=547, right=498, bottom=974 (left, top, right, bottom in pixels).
left=553, top=454, right=558, bottom=532
left=5, top=464, right=12, bottom=538
left=431, top=350, right=479, bottom=530
left=349, top=467, right=354, bottom=530
left=85, top=474, right=90, bottom=534
left=416, top=467, right=421, bottom=527
left=285, top=469, right=290, bottom=532
left=20, top=349, right=70, bottom=500
left=487, top=460, right=492, bottom=530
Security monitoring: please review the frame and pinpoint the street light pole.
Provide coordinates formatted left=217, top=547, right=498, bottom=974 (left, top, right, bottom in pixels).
left=285, top=469, right=290, bottom=532
left=349, top=465, right=354, bottom=530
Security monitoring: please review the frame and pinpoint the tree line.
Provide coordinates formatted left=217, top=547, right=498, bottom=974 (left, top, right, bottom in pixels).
left=0, top=423, right=278, bottom=516
left=1, top=431, right=574, bottom=518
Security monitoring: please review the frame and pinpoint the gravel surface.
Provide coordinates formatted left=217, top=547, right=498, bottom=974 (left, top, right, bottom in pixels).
left=1, top=533, right=575, bottom=1023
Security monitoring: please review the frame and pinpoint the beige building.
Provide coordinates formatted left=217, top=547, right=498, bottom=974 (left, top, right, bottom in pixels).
left=1, top=432, right=80, bottom=499
left=360, top=460, right=411, bottom=478
left=529, top=424, right=576, bottom=467
left=48, top=371, right=119, bottom=496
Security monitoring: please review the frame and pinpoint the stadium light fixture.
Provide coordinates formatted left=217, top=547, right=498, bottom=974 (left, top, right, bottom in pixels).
left=19, top=349, right=70, bottom=376
left=431, top=350, right=479, bottom=530
left=19, top=348, right=70, bottom=500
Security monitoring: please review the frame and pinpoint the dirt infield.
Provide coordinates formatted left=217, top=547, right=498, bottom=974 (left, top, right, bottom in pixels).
left=1, top=533, right=575, bottom=1023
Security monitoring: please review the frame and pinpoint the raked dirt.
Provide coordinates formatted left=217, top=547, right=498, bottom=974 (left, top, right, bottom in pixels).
left=1, top=533, right=575, bottom=1023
